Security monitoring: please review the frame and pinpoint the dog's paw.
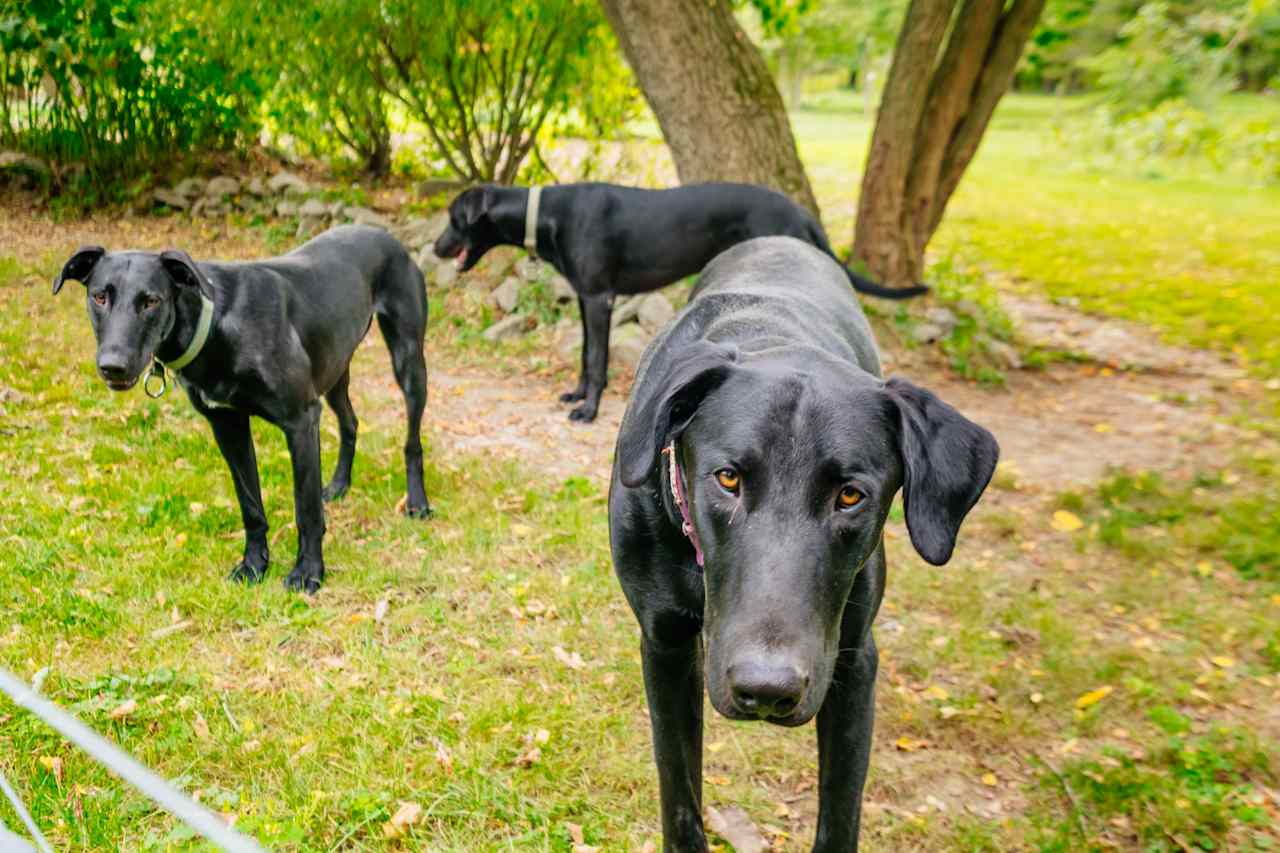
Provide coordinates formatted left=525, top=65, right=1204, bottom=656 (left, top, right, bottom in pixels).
left=321, top=480, right=350, bottom=502
left=284, top=564, right=324, bottom=594
left=559, top=389, right=587, bottom=403
left=568, top=404, right=598, bottom=423
left=228, top=560, right=268, bottom=585
left=405, top=501, right=433, bottom=520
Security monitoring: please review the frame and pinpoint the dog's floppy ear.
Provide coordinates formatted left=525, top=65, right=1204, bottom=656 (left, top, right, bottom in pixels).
left=462, top=185, right=495, bottom=227
left=158, top=249, right=211, bottom=298
left=53, top=245, right=106, bottom=295
left=885, top=377, right=999, bottom=565
left=617, top=340, right=738, bottom=488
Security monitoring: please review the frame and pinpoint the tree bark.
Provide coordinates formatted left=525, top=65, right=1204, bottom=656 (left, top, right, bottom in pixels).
left=600, top=0, right=819, bottom=218
left=853, top=0, right=1047, bottom=288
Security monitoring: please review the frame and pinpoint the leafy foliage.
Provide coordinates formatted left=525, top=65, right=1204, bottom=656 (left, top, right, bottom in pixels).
left=0, top=0, right=262, bottom=196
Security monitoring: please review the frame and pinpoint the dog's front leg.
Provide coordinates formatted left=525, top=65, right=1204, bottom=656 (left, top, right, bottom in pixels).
left=282, top=402, right=326, bottom=593
left=642, top=633, right=708, bottom=852
left=206, top=411, right=270, bottom=584
left=812, top=635, right=879, bottom=852
left=568, top=293, right=613, bottom=423
left=560, top=296, right=590, bottom=404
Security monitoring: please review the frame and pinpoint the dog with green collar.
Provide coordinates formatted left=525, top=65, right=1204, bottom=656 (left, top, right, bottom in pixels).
left=54, top=224, right=432, bottom=593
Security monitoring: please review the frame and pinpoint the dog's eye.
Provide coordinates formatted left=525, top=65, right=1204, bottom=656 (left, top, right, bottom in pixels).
left=715, top=469, right=740, bottom=494
left=143, top=295, right=162, bottom=310
left=836, top=485, right=863, bottom=510
left=92, top=291, right=108, bottom=307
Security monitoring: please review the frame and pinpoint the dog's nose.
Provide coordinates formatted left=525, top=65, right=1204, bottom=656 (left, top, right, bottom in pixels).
left=727, top=661, right=808, bottom=719
left=97, top=357, right=131, bottom=383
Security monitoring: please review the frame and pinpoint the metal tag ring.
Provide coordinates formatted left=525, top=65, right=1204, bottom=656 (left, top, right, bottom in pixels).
left=144, top=367, right=167, bottom=399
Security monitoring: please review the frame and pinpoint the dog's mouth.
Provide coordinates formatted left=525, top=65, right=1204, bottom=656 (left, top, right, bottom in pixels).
left=453, top=247, right=468, bottom=269
left=104, top=376, right=140, bottom=392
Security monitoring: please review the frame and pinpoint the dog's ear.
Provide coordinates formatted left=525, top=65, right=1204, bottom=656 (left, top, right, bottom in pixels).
left=158, top=249, right=211, bottom=297
left=617, top=340, right=738, bottom=488
left=462, top=186, right=495, bottom=227
left=885, top=377, right=999, bottom=565
left=53, top=245, right=106, bottom=295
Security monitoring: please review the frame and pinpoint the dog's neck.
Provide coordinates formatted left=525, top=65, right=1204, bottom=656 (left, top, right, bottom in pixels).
left=493, top=187, right=557, bottom=267
left=155, top=284, right=213, bottom=368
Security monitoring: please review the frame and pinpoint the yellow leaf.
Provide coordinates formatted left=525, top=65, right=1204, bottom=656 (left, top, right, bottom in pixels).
left=706, top=774, right=732, bottom=786
left=1093, top=423, right=1113, bottom=433
left=1051, top=510, right=1084, bottom=532
left=1196, top=561, right=1214, bottom=577
left=981, top=772, right=998, bottom=787
left=1210, top=656, right=1236, bottom=668
left=922, top=685, right=949, bottom=701
left=895, top=736, right=928, bottom=752
left=1075, top=686, right=1113, bottom=710
left=1030, top=692, right=1044, bottom=705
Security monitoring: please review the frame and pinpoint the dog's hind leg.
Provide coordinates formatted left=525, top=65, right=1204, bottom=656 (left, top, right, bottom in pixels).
left=322, top=368, right=358, bottom=502
left=377, top=312, right=432, bottom=519
left=206, top=410, right=270, bottom=584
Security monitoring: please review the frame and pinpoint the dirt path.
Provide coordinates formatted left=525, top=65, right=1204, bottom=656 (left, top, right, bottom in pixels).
left=342, top=292, right=1255, bottom=494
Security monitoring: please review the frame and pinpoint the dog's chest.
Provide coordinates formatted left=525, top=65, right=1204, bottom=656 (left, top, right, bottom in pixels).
left=178, top=375, right=240, bottom=411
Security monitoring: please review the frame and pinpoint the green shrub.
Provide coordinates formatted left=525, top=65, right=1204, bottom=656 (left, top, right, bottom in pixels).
left=0, top=0, right=262, bottom=199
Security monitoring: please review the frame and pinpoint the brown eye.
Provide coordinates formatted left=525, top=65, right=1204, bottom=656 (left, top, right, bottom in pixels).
left=144, top=295, right=162, bottom=310
left=715, top=469, right=740, bottom=493
left=837, top=485, right=863, bottom=510
left=92, top=291, right=107, bottom=306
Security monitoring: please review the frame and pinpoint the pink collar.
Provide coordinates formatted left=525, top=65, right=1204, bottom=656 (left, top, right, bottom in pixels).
left=663, top=442, right=704, bottom=567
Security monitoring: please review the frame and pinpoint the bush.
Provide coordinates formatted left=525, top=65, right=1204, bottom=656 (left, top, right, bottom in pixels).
left=0, top=0, right=262, bottom=198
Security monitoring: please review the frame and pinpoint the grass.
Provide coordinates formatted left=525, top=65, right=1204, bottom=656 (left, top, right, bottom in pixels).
left=3, top=88, right=1280, bottom=849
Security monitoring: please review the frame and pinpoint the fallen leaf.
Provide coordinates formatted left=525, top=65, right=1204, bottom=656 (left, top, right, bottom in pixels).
left=151, top=620, right=192, bottom=640
left=922, top=685, right=949, bottom=701
left=38, top=756, right=62, bottom=787
left=374, top=599, right=389, bottom=622
left=109, top=699, right=137, bottom=720
left=1030, top=692, right=1044, bottom=705
left=895, top=736, right=928, bottom=752
left=981, top=772, right=998, bottom=787
left=706, top=774, right=732, bottom=786
left=1075, top=686, right=1113, bottom=710
left=1051, top=510, right=1084, bottom=532
left=192, top=713, right=210, bottom=741
left=1210, top=655, right=1236, bottom=668
left=705, top=804, right=766, bottom=853
left=553, top=646, right=585, bottom=670
left=382, top=800, right=423, bottom=838
left=1196, top=560, right=1214, bottom=577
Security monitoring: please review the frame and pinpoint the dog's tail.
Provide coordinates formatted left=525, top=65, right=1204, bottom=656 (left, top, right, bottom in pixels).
left=806, top=222, right=927, bottom=299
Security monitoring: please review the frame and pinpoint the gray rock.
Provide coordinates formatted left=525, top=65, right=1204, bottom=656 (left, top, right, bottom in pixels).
left=416, top=245, right=442, bottom=273
left=275, top=199, right=299, bottom=217
left=246, top=176, right=267, bottom=197
left=0, top=151, right=50, bottom=180
left=190, top=197, right=208, bottom=217
left=394, top=214, right=447, bottom=250
left=610, top=323, right=650, bottom=369
left=328, top=201, right=346, bottom=219
left=551, top=274, right=575, bottom=303
left=556, top=323, right=582, bottom=363
left=153, top=188, right=189, bottom=210
left=174, top=177, right=205, bottom=199
left=482, top=314, right=529, bottom=342
left=612, top=295, right=642, bottom=327
left=637, top=293, right=675, bottom=334
left=435, top=261, right=458, bottom=289
left=515, top=257, right=543, bottom=281
left=205, top=176, right=240, bottom=198
left=268, top=171, right=309, bottom=196
left=924, top=306, right=958, bottom=336
left=911, top=322, right=946, bottom=345
left=295, top=217, right=322, bottom=240
left=986, top=338, right=1023, bottom=370
left=345, top=205, right=392, bottom=229
left=298, top=198, right=329, bottom=218
left=201, top=201, right=228, bottom=219
left=490, top=277, right=521, bottom=314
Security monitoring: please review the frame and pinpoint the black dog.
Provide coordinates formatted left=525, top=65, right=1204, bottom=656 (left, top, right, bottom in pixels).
left=609, top=237, right=997, bottom=850
left=53, top=225, right=431, bottom=592
left=433, top=182, right=925, bottom=423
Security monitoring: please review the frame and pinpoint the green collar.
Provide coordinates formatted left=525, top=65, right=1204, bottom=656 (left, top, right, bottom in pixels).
left=160, top=294, right=215, bottom=372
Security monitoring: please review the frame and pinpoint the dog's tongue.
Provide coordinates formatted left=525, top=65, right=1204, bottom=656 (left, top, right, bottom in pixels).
left=455, top=248, right=468, bottom=270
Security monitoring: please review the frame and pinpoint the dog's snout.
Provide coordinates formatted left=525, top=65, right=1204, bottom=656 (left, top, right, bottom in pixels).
left=97, top=355, right=131, bottom=383
left=727, top=660, right=808, bottom=719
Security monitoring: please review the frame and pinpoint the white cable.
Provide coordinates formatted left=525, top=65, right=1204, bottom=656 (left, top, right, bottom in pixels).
left=0, top=767, right=50, bottom=853
left=0, top=668, right=264, bottom=853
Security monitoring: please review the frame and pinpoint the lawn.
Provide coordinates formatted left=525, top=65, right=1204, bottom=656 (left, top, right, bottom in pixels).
left=1, top=90, right=1278, bottom=851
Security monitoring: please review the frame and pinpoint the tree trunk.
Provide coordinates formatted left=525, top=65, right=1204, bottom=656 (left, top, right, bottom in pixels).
left=853, top=0, right=1047, bottom=288
left=600, top=0, right=819, bottom=218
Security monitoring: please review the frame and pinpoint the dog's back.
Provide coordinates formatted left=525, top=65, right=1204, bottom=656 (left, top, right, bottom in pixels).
left=637, top=237, right=883, bottom=390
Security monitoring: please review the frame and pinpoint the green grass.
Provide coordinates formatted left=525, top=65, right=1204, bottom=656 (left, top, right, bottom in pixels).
left=786, top=91, right=1280, bottom=373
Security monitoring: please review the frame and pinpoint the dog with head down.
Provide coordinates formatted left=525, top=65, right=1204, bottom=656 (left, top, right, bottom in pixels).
left=608, top=237, right=998, bottom=850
